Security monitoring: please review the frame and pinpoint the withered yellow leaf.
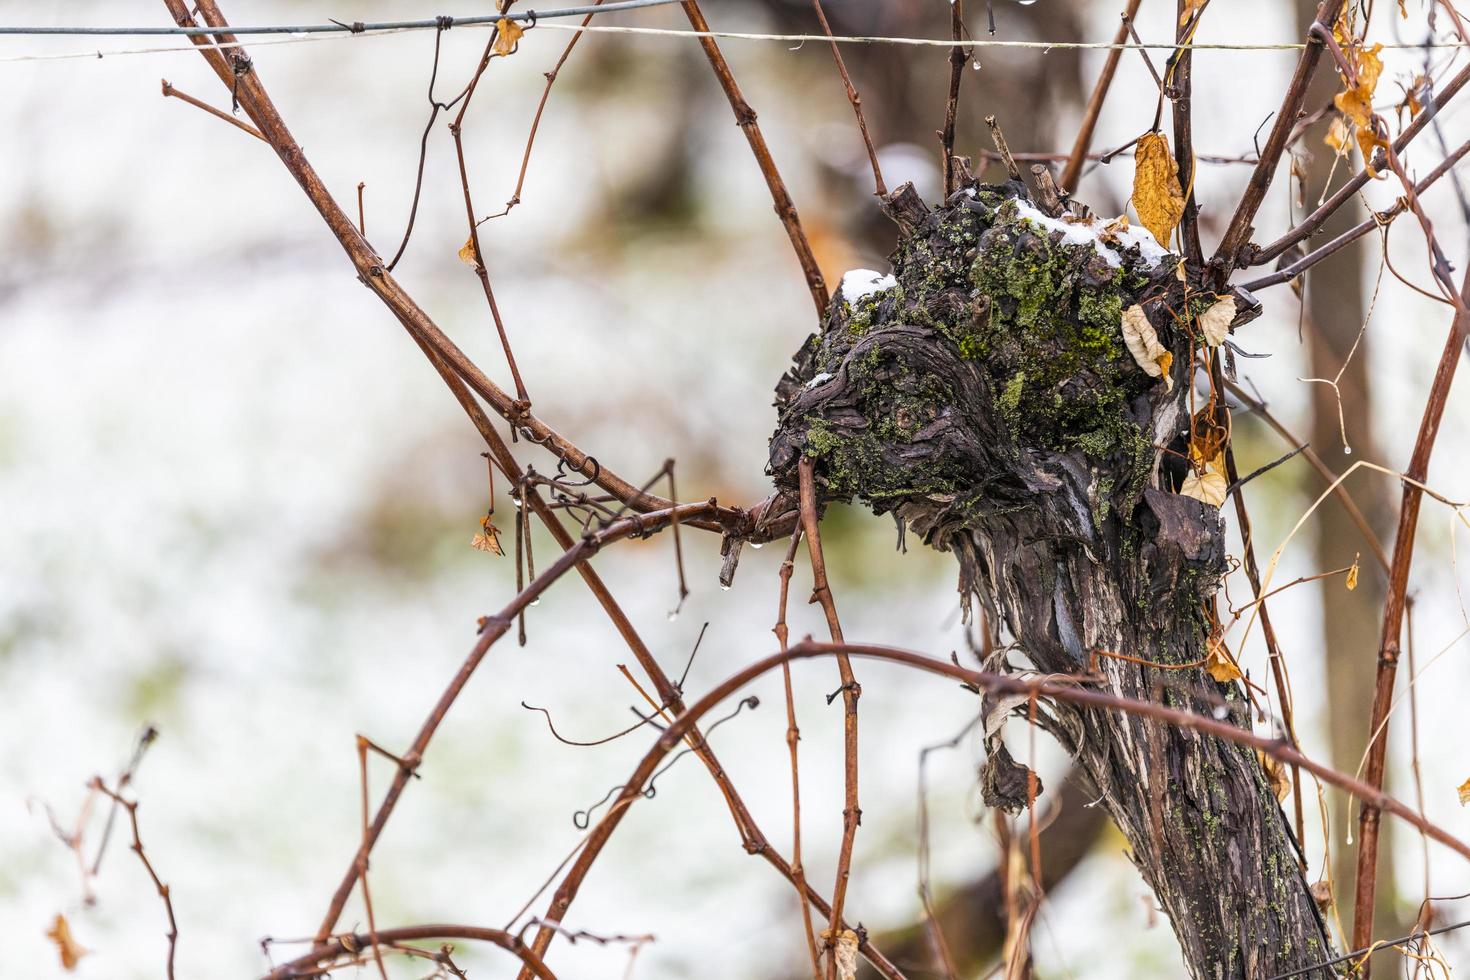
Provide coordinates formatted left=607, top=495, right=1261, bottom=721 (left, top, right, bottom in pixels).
left=471, top=516, right=504, bottom=556
left=1132, top=132, right=1186, bottom=249
left=1459, top=777, right=1470, bottom=806
left=1334, top=43, right=1384, bottom=130
left=493, top=18, right=525, bottom=57
left=458, top=236, right=479, bottom=267
left=1346, top=554, right=1360, bottom=591
left=1121, top=304, right=1174, bottom=391
left=1197, top=295, right=1236, bottom=347
left=1325, top=115, right=1352, bottom=158
left=1179, top=0, right=1207, bottom=26
left=1180, top=451, right=1228, bottom=508
left=1256, top=750, right=1292, bottom=802
left=1205, top=636, right=1242, bottom=683
left=46, top=914, right=86, bottom=971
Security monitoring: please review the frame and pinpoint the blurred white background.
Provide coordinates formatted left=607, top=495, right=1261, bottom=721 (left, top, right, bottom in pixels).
left=1, top=2, right=1468, bottom=977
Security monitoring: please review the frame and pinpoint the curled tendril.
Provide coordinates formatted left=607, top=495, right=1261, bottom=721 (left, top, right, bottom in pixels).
left=571, top=696, right=760, bottom=829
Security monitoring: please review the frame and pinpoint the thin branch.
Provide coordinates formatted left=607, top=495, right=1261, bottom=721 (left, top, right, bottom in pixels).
left=1213, top=0, right=1347, bottom=275
left=1352, top=263, right=1470, bottom=955
left=798, top=458, right=861, bottom=978
left=492, top=1, right=607, bottom=219
left=1169, top=0, right=1205, bottom=265
left=1058, top=0, right=1144, bottom=193
left=263, top=924, right=559, bottom=980
left=538, top=638, right=1470, bottom=958
left=91, top=778, right=178, bottom=980
left=1251, top=61, right=1470, bottom=266
left=811, top=0, right=885, bottom=197
left=449, top=19, right=532, bottom=403
left=678, top=0, right=829, bottom=316
left=160, top=78, right=265, bottom=140
left=157, top=0, right=743, bottom=536
left=775, top=525, right=823, bottom=980
left=941, top=0, right=969, bottom=197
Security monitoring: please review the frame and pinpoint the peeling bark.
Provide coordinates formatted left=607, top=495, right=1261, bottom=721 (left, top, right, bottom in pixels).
left=767, top=182, right=1332, bottom=977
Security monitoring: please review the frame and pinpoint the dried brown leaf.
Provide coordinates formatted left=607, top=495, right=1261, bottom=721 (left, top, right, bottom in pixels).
left=1324, top=115, right=1352, bottom=158
left=1180, top=466, right=1227, bottom=508
left=1197, top=295, right=1237, bottom=347
left=1179, top=0, right=1207, bottom=26
left=493, top=18, right=525, bottom=57
left=1460, top=777, right=1470, bottom=806
left=471, top=516, right=504, bottom=556
left=1121, top=304, right=1173, bottom=390
left=1132, top=132, right=1185, bottom=248
left=458, top=236, right=479, bottom=267
left=1346, top=554, right=1360, bottom=591
left=1257, top=749, right=1292, bottom=802
left=46, top=914, right=86, bottom=971
left=1205, top=635, right=1242, bottom=684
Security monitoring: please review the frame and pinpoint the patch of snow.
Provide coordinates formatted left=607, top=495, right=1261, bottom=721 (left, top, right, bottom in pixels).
left=839, top=268, right=897, bottom=304
left=1008, top=199, right=1172, bottom=270
left=805, top=371, right=834, bottom=389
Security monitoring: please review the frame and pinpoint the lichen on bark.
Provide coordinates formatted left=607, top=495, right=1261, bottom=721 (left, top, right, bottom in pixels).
left=767, top=180, right=1331, bottom=978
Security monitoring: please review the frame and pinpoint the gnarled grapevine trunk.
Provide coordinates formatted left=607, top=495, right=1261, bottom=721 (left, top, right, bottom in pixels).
left=767, top=181, right=1332, bottom=978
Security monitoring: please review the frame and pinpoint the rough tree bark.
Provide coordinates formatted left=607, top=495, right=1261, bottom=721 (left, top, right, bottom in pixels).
left=766, top=181, right=1334, bottom=977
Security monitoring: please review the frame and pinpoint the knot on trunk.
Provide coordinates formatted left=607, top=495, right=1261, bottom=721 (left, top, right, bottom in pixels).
left=768, top=181, right=1228, bottom=665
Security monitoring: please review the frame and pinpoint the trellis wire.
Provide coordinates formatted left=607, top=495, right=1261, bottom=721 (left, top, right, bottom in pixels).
left=0, top=0, right=682, bottom=35
left=4, top=19, right=1468, bottom=65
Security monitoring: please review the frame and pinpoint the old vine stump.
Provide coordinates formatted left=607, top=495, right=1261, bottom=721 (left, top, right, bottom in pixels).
left=767, top=180, right=1332, bottom=978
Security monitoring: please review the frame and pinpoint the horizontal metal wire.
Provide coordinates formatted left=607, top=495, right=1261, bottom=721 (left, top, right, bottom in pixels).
left=0, top=0, right=680, bottom=36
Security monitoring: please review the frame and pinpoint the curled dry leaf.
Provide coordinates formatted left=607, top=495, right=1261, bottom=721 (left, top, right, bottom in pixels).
left=1196, top=295, right=1237, bottom=347
left=46, top=914, right=86, bottom=971
left=1324, top=115, right=1352, bottom=158
left=1310, top=879, right=1334, bottom=912
left=493, top=18, right=525, bottom=57
left=1121, top=304, right=1174, bottom=391
left=1331, top=42, right=1388, bottom=172
left=1179, top=0, right=1207, bottom=26
left=1132, top=131, right=1186, bottom=248
left=1180, top=460, right=1227, bottom=508
left=1256, top=749, right=1292, bottom=802
left=458, top=236, right=479, bottom=267
left=1460, top=777, right=1470, bottom=806
left=822, top=928, right=860, bottom=980
left=1205, top=634, right=1242, bottom=684
left=471, top=515, right=504, bottom=556
left=1346, top=554, right=1360, bottom=591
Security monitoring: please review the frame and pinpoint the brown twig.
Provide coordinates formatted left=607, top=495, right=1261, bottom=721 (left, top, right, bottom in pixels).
left=1169, top=0, right=1205, bottom=265
left=941, top=0, right=969, bottom=197
left=381, top=320, right=894, bottom=980
left=158, top=0, right=741, bottom=537
left=449, top=20, right=532, bottom=403
left=264, top=925, right=558, bottom=980
left=1227, top=377, right=1391, bottom=572
left=984, top=114, right=1021, bottom=181
left=810, top=0, right=885, bottom=197
left=679, top=0, right=829, bottom=316
left=160, top=78, right=265, bottom=141
left=1224, top=443, right=1307, bottom=844
left=775, top=526, right=823, bottom=980
left=1213, top=0, right=1348, bottom=276
left=536, top=638, right=1470, bottom=958
left=493, top=1, right=606, bottom=219
left=1242, top=138, right=1470, bottom=291
left=1058, top=0, right=1143, bottom=193
left=1250, top=62, right=1470, bottom=266
left=1351, top=264, right=1470, bottom=958
left=797, top=459, right=860, bottom=978
left=91, top=778, right=178, bottom=980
